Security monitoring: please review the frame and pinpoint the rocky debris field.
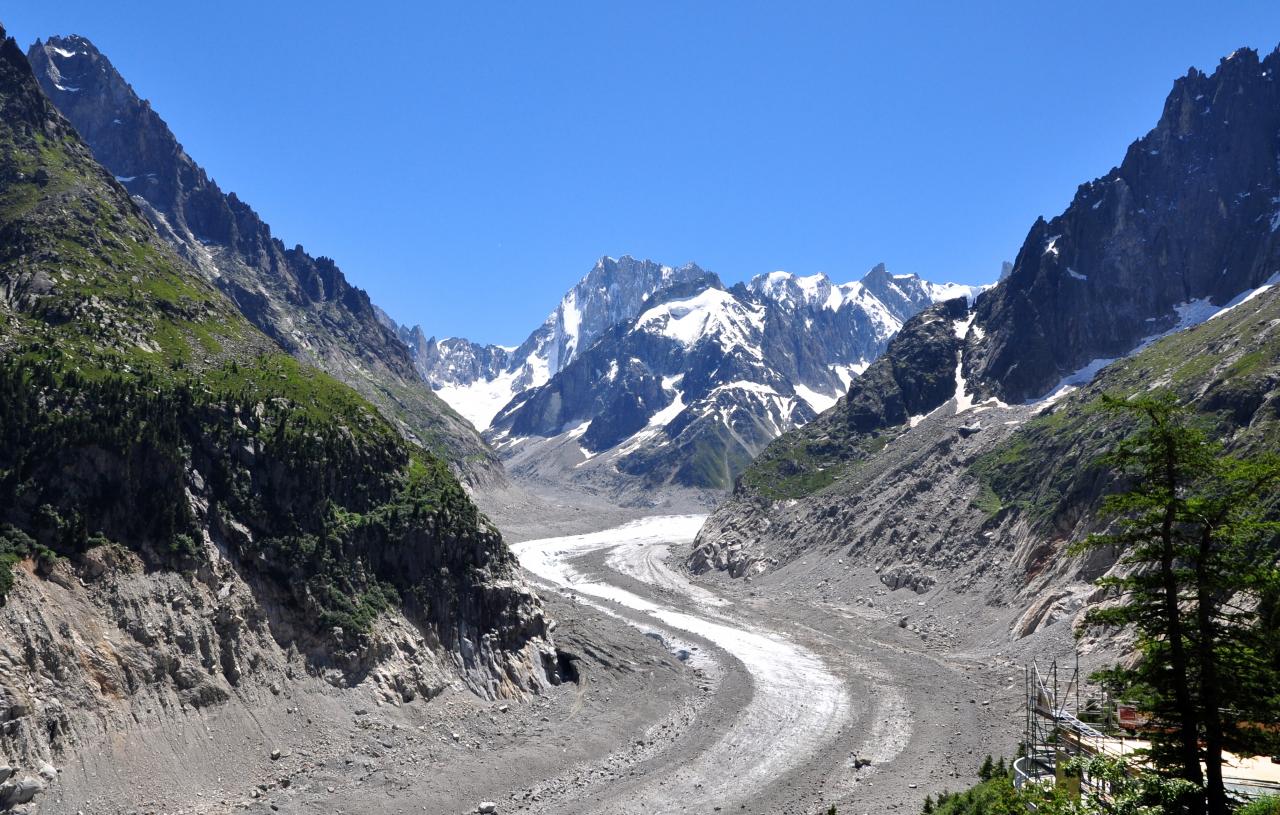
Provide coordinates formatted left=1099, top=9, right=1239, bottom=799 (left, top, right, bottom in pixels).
left=8, top=485, right=1084, bottom=815
left=13, top=586, right=698, bottom=815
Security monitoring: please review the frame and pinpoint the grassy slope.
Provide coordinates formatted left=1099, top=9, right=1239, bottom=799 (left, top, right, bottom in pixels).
left=971, top=285, right=1280, bottom=531
left=736, top=409, right=894, bottom=500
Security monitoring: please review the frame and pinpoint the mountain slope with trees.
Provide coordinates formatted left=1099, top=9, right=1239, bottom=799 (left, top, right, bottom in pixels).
left=0, top=26, right=560, bottom=804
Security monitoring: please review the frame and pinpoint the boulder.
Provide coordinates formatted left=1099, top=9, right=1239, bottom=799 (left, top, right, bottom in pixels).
left=0, top=776, right=44, bottom=806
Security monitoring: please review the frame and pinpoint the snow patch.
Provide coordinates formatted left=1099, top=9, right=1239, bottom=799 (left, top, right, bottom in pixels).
left=952, top=315, right=977, bottom=413
left=433, top=368, right=522, bottom=430
left=1205, top=271, right=1280, bottom=321
left=647, top=387, right=687, bottom=428
left=637, top=288, right=765, bottom=353
left=566, top=420, right=598, bottom=464
left=709, top=380, right=781, bottom=398
left=794, top=382, right=839, bottom=413
left=924, top=281, right=987, bottom=304
left=831, top=362, right=867, bottom=391
left=561, top=289, right=582, bottom=358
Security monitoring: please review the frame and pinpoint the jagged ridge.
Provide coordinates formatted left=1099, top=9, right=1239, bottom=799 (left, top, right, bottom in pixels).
left=481, top=261, right=980, bottom=492
left=27, top=34, right=502, bottom=486
left=969, top=45, right=1280, bottom=403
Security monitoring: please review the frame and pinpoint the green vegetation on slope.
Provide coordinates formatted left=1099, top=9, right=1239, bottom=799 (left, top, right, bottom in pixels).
left=969, top=286, right=1280, bottom=534
left=0, top=31, right=525, bottom=656
left=737, top=415, right=893, bottom=500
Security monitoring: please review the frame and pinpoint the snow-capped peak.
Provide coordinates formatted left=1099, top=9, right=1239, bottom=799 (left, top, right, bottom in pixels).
left=637, top=286, right=765, bottom=352
left=412, top=255, right=992, bottom=458
left=747, top=271, right=841, bottom=311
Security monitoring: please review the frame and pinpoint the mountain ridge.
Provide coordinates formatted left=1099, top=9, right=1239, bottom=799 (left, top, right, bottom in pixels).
left=968, top=44, right=1280, bottom=403
left=693, top=42, right=1280, bottom=644
left=27, top=33, right=503, bottom=486
left=0, top=27, right=560, bottom=809
left=451, top=257, right=985, bottom=492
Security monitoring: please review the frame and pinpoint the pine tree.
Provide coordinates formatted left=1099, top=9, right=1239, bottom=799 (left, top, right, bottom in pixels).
left=1076, top=392, right=1280, bottom=815
left=979, top=754, right=994, bottom=781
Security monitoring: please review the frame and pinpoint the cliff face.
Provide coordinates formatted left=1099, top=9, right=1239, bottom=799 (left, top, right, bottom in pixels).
left=0, top=28, right=560, bottom=807
left=27, top=34, right=503, bottom=487
left=969, top=46, right=1280, bottom=403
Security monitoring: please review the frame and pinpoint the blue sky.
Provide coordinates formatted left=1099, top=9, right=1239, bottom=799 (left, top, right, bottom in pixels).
left=6, top=2, right=1280, bottom=344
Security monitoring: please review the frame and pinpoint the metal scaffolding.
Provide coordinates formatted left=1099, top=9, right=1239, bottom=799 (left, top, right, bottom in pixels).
left=1015, top=656, right=1110, bottom=803
left=1014, top=655, right=1280, bottom=808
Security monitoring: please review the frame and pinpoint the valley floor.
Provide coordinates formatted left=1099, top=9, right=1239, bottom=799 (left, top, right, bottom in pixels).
left=38, top=487, right=1065, bottom=815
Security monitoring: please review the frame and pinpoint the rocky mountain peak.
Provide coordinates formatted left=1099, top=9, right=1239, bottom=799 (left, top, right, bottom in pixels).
left=402, top=255, right=717, bottom=430
left=857, top=263, right=941, bottom=322
left=857, top=261, right=892, bottom=287
left=746, top=270, right=836, bottom=310
left=969, top=41, right=1280, bottom=403
left=475, top=251, right=983, bottom=492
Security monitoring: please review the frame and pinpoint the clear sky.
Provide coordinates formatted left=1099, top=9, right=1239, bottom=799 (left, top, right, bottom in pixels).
left=6, top=2, right=1280, bottom=344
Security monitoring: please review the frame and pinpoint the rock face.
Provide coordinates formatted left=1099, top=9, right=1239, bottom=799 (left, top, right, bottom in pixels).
left=841, top=297, right=970, bottom=433
left=28, top=34, right=502, bottom=487
left=412, top=333, right=515, bottom=390
left=693, top=43, right=1280, bottom=642
left=0, top=27, right=561, bottom=802
left=968, top=46, right=1280, bottom=403
left=410, top=255, right=981, bottom=492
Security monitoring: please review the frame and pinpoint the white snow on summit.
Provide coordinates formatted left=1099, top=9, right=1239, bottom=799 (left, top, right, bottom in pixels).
left=638, top=288, right=765, bottom=352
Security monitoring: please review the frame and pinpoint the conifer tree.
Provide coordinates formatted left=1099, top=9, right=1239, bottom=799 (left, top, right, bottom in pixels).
left=1076, top=393, right=1280, bottom=815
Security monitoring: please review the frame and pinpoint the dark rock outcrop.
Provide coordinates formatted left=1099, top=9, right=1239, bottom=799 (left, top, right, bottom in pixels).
left=969, top=46, right=1280, bottom=403
left=844, top=298, right=969, bottom=433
